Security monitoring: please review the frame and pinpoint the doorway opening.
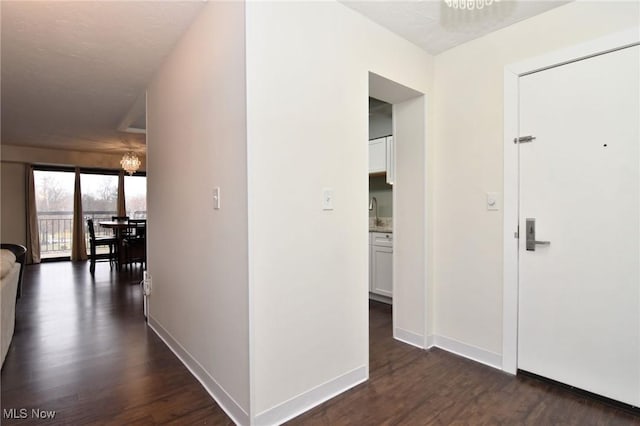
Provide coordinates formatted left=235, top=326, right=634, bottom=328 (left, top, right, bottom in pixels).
left=368, top=96, right=393, bottom=305
left=368, top=72, right=429, bottom=355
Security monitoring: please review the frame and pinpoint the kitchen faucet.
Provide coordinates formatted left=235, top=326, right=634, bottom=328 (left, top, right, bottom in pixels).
left=369, top=197, right=380, bottom=226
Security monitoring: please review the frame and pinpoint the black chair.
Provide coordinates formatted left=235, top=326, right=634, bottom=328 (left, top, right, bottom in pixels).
left=1, top=244, right=26, bottom=299
left=123, top=236, right=146, bottom=271
left=119, top=219, right=145, bottom=271
left=111, top=216, right=131, bottom=238
left=87, top=219, right=117, bottom=274
left=129, top=219, right=146, bottom=239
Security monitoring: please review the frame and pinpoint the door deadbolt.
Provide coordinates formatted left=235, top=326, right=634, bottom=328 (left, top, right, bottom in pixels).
left=526, top=218, right=551, bottom=251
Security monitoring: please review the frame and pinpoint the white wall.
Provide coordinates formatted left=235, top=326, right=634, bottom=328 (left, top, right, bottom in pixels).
left=433, top=1, right=640, bottom=358
left=146, top=1, right=250, bottom=422
left=245, top=1, right=433, bottom=419
left=0, top=162, right=26, bottom=245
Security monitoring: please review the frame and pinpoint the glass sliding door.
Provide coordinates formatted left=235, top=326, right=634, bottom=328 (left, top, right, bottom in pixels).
left=34, top=170, right=75, bottom=259
left=81, top=172, right=118, bottom=255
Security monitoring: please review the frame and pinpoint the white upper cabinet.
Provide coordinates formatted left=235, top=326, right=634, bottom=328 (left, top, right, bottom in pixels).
left=368, top=137, right=386, bottom=174
left=368, top=136, right=394, bottom=185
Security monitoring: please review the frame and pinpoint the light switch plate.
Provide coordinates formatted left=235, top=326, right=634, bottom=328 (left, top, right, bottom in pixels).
left=213, top=187, right=221, bottom=210
left=322, top=188, right=334, bottom=210
left=487, top=192, right=499, bottom=211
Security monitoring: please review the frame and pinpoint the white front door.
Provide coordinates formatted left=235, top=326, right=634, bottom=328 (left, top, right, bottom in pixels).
left=518, top=45, right=640, bottom=406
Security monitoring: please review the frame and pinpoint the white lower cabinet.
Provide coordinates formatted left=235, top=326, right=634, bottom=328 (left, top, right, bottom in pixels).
left=369, top=232, right=392, bottom=298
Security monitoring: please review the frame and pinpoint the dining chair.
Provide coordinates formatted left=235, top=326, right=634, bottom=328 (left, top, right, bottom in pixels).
left=123, top=236, right=146, bottom=271
left=111, top=216, right=130, bottom=236
left=129, top=219, right=146, bottom=239
left=87, top=219, right=117, bottom=274
left=123, top=219, right=145, bottom=270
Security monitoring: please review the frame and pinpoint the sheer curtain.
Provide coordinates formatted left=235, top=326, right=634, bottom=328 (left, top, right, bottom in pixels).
left=25, top=165, right=41, bottom=264
left=71, top=168, right=87, bottom=261
left=117, top=170, right=126, bottom=217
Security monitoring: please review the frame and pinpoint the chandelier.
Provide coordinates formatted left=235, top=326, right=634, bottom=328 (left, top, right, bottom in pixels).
left=444, top=0, right=500, bottom=10
left=120, top=152, right=141, bottom=175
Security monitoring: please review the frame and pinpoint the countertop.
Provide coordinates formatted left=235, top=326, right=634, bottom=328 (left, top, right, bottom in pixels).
left=369, top=217, right=392, bottom=233
left=369, top=226, right=392, bottom=233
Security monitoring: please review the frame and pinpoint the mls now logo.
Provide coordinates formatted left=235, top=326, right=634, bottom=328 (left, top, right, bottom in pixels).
left=3, top=408, right=56, bottom=419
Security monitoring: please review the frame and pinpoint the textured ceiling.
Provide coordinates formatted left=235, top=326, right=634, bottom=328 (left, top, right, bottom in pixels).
left=340, top=0, right=571, bottom=55
left=1, top=1, right=205, bottom=154
left=2, top=1, right=571, bottom=155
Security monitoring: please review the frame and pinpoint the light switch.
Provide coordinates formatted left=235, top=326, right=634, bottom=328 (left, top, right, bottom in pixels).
left=322, top=188, right=334, bottom=210
left=213, top=187, right=221, bottom=210
left=487, top=192, right=499, bottom=211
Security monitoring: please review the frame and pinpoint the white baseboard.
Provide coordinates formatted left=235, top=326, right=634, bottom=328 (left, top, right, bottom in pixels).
left=149, top=315, right=501, bottom=426
left=253, top=365, right=367, bottom=426
left=148, top=317, right=250, bottom=426
left=426, top=334, right=435, bottom=348
left=432, top=335, right=502, bottom=370
left=394, top=327, right=425, bottom=349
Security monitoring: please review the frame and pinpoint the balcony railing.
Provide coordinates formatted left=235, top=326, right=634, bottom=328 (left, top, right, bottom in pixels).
left=38, top=210, right=146, bottom=258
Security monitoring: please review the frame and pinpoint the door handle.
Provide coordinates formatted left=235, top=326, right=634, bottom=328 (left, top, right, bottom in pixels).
left=526, top=218, right=551, bottom=251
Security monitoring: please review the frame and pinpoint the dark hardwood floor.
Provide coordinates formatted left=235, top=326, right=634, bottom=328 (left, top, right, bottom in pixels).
left=1, top=262, right=232, bottom=425
left=291, top=302, right=640, bottom=425
left=2, top=262, right=638, bottom=425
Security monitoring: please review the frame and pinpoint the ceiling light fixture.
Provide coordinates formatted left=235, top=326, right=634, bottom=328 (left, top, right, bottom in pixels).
left=120, top=152, right=141, bottom=175
left=444, top=0, right=500, bottom=10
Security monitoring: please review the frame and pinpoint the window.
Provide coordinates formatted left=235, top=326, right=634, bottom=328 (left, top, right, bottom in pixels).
left=125, top=175, right=147, bottom=218
left=80, top=173, right=118, bottom=215
left=32, top=168, right=146, bottom=260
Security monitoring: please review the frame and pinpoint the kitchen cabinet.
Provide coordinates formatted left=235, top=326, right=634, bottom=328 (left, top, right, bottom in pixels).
left=370, top=232, right=392, bottom=298
left=368, top=137, right=386, bottom=174
left=369, top=136, right=394, bottom=185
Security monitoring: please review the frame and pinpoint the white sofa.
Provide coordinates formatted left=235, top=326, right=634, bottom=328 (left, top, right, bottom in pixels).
left=1, top=248, right=22, bottom=367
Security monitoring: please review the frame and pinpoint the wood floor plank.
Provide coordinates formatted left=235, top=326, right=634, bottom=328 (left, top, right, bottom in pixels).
left=2, top=263, right=639, bottom=425
left=289, top=302, right=640, bottom=426
left=1, top=262, right=228, bottom=426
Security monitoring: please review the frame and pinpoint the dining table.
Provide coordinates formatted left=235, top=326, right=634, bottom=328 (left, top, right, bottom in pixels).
left=98, top=220, right=146, bottom=268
